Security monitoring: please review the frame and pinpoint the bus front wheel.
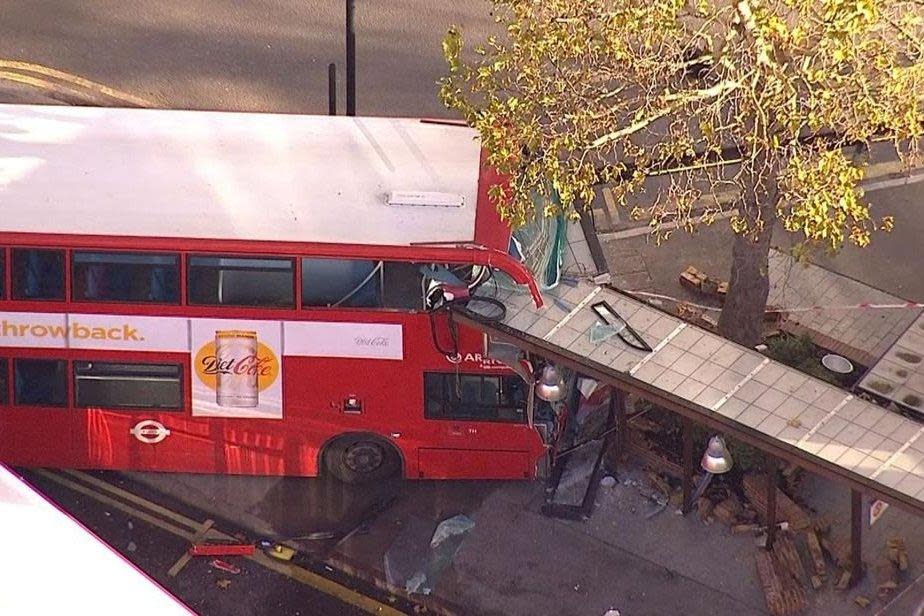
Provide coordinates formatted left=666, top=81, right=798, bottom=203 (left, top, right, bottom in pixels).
left=323, top=434, right=400, bottom=485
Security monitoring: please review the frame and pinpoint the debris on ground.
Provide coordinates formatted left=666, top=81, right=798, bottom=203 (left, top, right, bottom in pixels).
left=385, top=514, right=475, bottom=596
left=853, top=595, right=871, bottom=608
left=264, top=543, right=296, bottom=561
left=127, top=541, right=137, bottom=552
left=805, top=530, right=827, bottom=580
left=679, top=266, right=728, bottom=301
left=209, top=559, right=241, bottom=575
left=773, top=534, right=808, bottom=589
left=876, top=536, right=908, bottom=600
left=215, top=579, right=231, bottom=590
left=190, top=542, right=256, bottom=557
left=742, top=474, right=812, bottom=532
left=755, top=547, right=808, bottom=616
left=886, top=537, right=908, bottom=571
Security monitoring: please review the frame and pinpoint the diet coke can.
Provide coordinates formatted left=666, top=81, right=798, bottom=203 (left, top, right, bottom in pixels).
left=215, top=330, right=259, bottom=408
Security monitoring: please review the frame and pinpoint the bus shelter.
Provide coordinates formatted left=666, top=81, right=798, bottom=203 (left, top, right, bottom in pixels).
left=452, top=240, right=924, bottom=588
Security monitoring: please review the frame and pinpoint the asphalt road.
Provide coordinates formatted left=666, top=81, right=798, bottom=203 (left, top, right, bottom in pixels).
left=19, top=469, right=381, bottom=616
left=0, top=0, right=497, bottom=117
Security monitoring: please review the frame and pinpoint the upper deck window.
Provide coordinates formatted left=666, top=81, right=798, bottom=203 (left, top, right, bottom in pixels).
left=0, top=250, right=5, bottom=299
left=73, top=252, right=179, bottom=303
left=12, top=249, right=65, bottom=301
left=301, top=258, right=424, bottom=310
left=188, top=255, right=294, bottom=308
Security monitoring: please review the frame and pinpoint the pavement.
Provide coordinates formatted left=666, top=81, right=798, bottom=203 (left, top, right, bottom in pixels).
left=20, top=469, right=369, bottom=616
left=119, top=445, right=924, bottom=616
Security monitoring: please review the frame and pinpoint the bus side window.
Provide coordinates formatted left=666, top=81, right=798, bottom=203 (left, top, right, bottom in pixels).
left=381, top=262, right=424, bottom=310
left=12, top=249, right=65, bottom=301
left=0, top=250, right=5, bottom=299
left=301, top=258, right=383, bottom=308
left=0, top=359, right=7, bottom=404
left=424, top=372, right=526, bottom=422
left=188, top=255, right=294, bottom=308
left=14, top=359, right=67, bottom=406
left=74, top=361, right=182, bottom=410
left=72, top=252, right=179, bottom=303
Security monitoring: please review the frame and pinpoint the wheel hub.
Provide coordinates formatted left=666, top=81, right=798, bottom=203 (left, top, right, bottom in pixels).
left=343, top=442, right=384, bottom=474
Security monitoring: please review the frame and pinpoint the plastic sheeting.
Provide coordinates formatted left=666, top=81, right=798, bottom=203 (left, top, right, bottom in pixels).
left=510, top=192, right=566, bottom=291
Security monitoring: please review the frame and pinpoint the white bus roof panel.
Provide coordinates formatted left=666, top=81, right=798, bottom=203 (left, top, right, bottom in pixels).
left=0, top=104, right=483, bottom=246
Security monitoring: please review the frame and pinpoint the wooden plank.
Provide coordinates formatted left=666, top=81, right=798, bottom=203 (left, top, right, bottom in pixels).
left=805, top=530, right=827, bottom=577
left=773, top=534, right=808, bottom=588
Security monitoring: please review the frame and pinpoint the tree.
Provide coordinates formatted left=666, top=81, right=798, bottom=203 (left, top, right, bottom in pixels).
left=439, top=0, right=923, bottom=346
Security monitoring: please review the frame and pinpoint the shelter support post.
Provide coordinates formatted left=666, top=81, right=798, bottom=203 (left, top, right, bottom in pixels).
left=851, top=490, right=863, bottom=586
left=681, top=417, right=694, bottom=515
left=614, top=389, right=627, bottom=463
left=765, top=455, right=778, bottom=550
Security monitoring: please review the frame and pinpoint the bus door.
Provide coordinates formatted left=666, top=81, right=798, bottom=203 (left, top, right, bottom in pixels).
left=419, top=371, right=543, bottom=479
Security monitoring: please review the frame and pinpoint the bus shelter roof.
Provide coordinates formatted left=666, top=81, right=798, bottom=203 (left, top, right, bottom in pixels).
left=455, top=278, right=924, bottom=516
left=0, top=104, right=483, bottom=247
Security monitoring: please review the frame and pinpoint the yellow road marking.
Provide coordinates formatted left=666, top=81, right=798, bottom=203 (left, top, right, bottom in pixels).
left=0, top=70, right=93, bottom=103
left=0, top=60, right=151, bottom=107
left=168, top=519, right=214, bottom=578
left=35, top=470, right=405, bottom=616
left=62, top=469, right=203, bottom=529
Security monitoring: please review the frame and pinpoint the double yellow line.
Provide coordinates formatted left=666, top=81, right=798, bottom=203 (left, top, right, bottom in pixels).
left=33, top=469, right=405, bottom=616
left=0, top=59, right=151, bottom=107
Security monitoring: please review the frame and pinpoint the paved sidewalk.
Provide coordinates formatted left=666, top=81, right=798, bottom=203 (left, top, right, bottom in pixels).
left=600, top=225, right=921, bottom=367
left=767, top=251, right=921, bottom=367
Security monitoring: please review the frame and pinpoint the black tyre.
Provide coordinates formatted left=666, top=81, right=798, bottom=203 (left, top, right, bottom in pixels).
left=323, top=434, right=400, bottom=485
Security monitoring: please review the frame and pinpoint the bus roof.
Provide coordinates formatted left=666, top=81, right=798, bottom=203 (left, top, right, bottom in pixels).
left=0, top=104, right=488, bottom=247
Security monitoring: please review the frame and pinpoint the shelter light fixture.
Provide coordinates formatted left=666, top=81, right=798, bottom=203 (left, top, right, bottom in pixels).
left=701, top=436, right=734, bottom=475
left=535, top=364, right=565, bottom=402
left=687, top=436, right=734, bottom=510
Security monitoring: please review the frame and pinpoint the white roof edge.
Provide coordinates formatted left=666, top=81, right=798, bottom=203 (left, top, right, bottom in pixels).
left=0, top=104, right=484, bottom=246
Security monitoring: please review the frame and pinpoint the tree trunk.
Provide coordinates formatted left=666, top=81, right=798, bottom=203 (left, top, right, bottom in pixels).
left=719, top=205, right=776, bottom=348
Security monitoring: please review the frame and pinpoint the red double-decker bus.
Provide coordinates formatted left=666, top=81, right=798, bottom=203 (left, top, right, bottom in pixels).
left=0, top=104, right=546, bottom=483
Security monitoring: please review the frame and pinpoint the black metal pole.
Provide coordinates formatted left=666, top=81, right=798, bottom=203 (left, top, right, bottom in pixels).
left=766, top=455, right=778, bottom=550
left=850, top=490, right=863, bottom=586
left=345, top=0, right=356, bottom=116
left=327, top=63, right=337, bottom=116
left=681, top=417, right=693, bottom=515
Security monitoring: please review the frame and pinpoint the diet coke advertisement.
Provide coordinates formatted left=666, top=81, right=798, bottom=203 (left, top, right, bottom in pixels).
left=192, top=320, right=282, bottom=419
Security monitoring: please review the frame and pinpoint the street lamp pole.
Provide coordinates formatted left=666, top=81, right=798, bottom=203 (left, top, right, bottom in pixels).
left=346, top=0, right=356, bottom=116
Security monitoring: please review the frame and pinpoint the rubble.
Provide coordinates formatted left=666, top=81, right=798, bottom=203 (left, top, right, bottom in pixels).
left=755, top=549, right=808, bottom=616
left=773, top=534, right=808, bottom=589
left=886, top=537, right=908, bottom=571
left=742, top=474, right=811, bottom=532
left=804, top=530, right=827, bottom=579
